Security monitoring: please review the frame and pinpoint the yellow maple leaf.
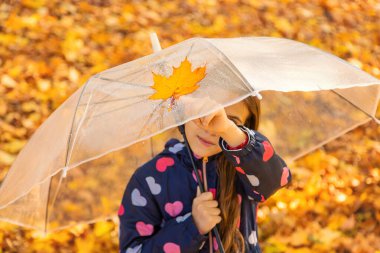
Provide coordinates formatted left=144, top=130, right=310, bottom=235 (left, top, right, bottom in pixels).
left=148, top=56, right=206, bottom=110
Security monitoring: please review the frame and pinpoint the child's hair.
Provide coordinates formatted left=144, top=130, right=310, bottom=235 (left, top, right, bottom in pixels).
left=216, top=95, right=261, bottom=253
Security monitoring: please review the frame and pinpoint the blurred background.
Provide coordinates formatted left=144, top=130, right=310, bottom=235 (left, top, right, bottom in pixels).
left=0, top=0, right=379, bottom=252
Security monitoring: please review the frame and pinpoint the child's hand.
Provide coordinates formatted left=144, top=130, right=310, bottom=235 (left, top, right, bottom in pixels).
left=192, top=186, right=222, bottom=235
left=179, top=96, right=235, bottom=136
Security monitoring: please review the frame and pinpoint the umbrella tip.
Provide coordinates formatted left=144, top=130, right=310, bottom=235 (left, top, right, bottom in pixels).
left=62, top=166, right=69, bottom=178
left=149, top=32, right=162, bottom=53
left=253, top=90, right=262, bottom=100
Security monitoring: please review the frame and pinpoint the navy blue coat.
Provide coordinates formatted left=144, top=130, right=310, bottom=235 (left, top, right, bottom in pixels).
left=118, top=125, right=292, bottom=253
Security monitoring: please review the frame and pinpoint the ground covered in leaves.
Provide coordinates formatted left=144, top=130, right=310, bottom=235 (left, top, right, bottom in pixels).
left=0, top=0, right=379, bottom=252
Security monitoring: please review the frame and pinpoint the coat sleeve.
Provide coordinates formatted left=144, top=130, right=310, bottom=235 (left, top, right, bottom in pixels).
left=218, top=125, right=292, bottom=202
left=118, top=170, right=208, bottom=253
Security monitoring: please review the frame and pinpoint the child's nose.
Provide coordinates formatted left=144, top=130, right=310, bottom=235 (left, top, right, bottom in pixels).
left=205, top=131, right=217, bottom=137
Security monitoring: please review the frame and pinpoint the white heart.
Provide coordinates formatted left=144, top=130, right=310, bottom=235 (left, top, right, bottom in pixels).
left=247, top=174, right=260, bottom=186
left=199, top=241, right=206, bottom=250
left=248, top=230, right=257, bottom=245
left=169, top=143, right=185, bottom=153
left=145, top=176, right=161, bottom=195
left=131, top=188, right=147, bottom=207
left=126, top=244, right=142, bottom=253
left=175, top=212, right=191, bottom=223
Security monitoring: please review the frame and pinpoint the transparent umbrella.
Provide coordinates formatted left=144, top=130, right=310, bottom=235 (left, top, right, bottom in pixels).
left=0, top=34, right=379, bottom=240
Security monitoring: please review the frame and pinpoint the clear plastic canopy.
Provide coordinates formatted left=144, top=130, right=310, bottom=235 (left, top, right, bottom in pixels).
left=0, top=36, right=379, bottom=232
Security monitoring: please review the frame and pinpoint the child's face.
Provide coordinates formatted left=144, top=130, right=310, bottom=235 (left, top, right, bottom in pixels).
left=184, top=101, right=250, bottom=158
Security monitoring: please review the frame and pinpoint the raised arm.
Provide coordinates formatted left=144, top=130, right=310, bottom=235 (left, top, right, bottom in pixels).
left=218, top=125, right=292, bottom=202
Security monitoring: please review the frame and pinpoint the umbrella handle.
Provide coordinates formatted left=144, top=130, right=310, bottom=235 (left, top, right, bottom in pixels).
left=152, top=31, right=224, bottom=251
left=178, top=124, right=225, bottom=253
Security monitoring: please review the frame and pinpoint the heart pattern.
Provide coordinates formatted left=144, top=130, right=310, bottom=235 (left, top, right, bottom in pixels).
left=252, top=190, right=265, bottom=202
left=175, top=212, right=191, bottom=223
left=198, top=241, right=206, bottom=250
left=247, top=174, right=260, bottom=186
left=118, top=204, right=125, bottom=216
left=262, top=141, right=274, bottom=162
left=248, top=230, right=258, bottom=245
left=136, top=221, right=154, bottom=236
left=126, top=244, right=142, bottom=253
left=169, top=143, right=185, bottom=153
left=156, top=157, right=175, bottom=172
left=192, top=169, right=203, bottom=182
left=281, top=167, right=290, bottom=186
left=131, top=188, right=147, bottom=207
left=209, top=188, right=216, bottom=199
left=235, top=166, right=246, bottom=174
left=165, top=201, right=183, bottom=217
left=213, top=237, right=218, bottom=251
left=163, top=242, right=181, bottom=253
left=145, top=176, right=161, bottom=195
left=232, top=155, right=240, bottom=164
left=120, top=136, right=286, bottom=250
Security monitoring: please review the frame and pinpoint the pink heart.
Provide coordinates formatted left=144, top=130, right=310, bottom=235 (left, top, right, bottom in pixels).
left=156, top=157, right=175, bottom=172
left=235, top=166, right=246, bottom=174
left=192, top=169, right=203, bottom=182
left=262, top=141, right=274, bottom=162
left=232, top=155, right=240, bottom=164
left=213, top=237, right=218, bottom=251
left=165, top=201, right=183, bottom=217
left=209, top=188, right=216, bottom=199
left=136, top=221, right=154, bottom=236
left=118, top=204, right=125, bottom=216
left=281, top=167, right=290, bottom=186
left=253, top=190, right=265, bottom=202
left=163, top=242, right=181, bottom=253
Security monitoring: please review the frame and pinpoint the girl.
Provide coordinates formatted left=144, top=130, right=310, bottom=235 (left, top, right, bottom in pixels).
left=118, top=95, right=292, bottom=253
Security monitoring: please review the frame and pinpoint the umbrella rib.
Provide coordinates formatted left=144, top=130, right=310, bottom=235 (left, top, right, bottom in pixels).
left=201, top=38, right=255, bottom=93
left=82, top=75, right=153, bottom=110
left=100, top=41, right=195, bottom=84
left=94, top=76, right=153, bottom=88
left=330, top=89, right=379, bottom=122
left=44, top=172, right=65, bottom=233
left=50, top=78, right=92, bottom=233
left=137, top=100, right=166, bottom=139
left=96, top=58, right=157, bottom=75
left=99, top=38, right=199, bottom=76
left=77, top=93, right=152, bottom=107
left=88, top=98, right=150, bottom=120
left=44, top=177, right=52, bottom=233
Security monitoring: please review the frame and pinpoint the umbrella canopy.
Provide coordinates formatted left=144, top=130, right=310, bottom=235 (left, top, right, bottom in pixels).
left=0, top=36, right=379, bottom=233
